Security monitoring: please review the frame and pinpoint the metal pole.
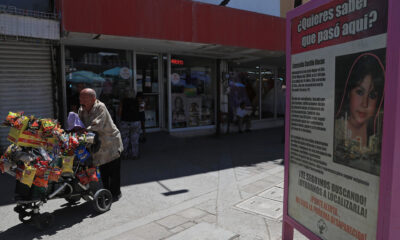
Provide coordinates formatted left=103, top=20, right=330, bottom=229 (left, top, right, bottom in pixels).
left=167, top=54, right=172, bottom=131
left=216, top=59, right=221, bottom=135
left=60, top=44, right=67, bottom=127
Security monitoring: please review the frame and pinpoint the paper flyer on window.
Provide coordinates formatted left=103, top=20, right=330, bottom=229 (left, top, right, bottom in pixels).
left=288, top=0, right=388, bottom=239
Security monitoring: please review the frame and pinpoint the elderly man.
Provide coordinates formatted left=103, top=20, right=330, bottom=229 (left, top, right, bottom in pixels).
left=79, top=88, right=123, bottom=202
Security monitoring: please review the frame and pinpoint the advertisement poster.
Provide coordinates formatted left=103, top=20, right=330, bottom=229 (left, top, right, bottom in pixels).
left=288, top=0, right=387, bottom=239
left=172, top=93, right=187, bottom=128
left=186, top=97, right=202, bottom=127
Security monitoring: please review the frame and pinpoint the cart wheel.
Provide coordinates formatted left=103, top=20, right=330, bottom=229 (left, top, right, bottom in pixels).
left=92, top=189, right=112, bottom=213
left=65, top=196, right=81, bottom=204
left=34, top=212, right=54, bottom=230
left=18, top=211, right=33, bottom=224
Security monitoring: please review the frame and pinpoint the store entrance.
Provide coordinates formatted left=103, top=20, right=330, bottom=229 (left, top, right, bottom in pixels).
left=136, top=54, right=161, bottom=130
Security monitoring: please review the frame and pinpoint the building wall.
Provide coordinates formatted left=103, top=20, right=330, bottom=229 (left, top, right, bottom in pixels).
left=62, top=0, right=285, bottom=52
left=280, top=0, right=310, bottom=17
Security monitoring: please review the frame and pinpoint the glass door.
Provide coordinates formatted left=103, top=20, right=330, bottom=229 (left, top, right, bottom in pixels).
left=261, top=67, right=276, bottom=119
left=136, top=54, right=160, bottom=129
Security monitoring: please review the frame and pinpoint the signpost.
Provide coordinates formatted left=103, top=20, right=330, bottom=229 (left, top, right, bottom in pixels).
left=283, top=0, right=400, bottom=239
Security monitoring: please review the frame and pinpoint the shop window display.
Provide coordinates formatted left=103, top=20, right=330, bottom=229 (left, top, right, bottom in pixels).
left=171, top=56, right=215, bottom=129
left=261, top=68, right=275, bottom=119
left=226, top=69, right=260, bottom=120
left=136, top=54, right=160, bottom=128
left=65, top=47, right=133, bottom=122
left=227, top=65, right=286, bottom=120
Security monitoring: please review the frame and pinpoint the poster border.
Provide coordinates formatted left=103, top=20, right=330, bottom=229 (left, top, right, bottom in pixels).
left=283, top=0, right=400, bottom=239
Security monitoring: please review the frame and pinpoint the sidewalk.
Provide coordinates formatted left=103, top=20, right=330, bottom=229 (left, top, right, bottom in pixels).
left=0, top=127, right=307, bottom=240
left=88, top=127, right=306, bottom=240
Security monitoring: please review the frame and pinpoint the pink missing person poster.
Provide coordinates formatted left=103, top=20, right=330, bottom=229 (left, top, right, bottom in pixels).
left=287, top=0, right=388, bottom=239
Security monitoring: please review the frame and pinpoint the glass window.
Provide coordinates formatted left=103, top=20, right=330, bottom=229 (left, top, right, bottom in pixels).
left=136, top=54, right=159, bottom=128
left=65, top=46, right=133, bottom=122
left=136, top=55, right=159, bottom=94
left=171, top=56, right=216, bottom=128
left=277, top=67, right=286, bottom=118
left=226, top=68, right=260, bottom=120
left=261, top=67, right=275, bottom=119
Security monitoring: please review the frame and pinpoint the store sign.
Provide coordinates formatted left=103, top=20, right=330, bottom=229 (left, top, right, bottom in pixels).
left=171, top=59, right=184, bottom=65
left=285, top=0, right=388, bottom=239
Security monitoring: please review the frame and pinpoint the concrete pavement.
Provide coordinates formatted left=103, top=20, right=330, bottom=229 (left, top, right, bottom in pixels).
left=0, top=127, right=307, bottom=240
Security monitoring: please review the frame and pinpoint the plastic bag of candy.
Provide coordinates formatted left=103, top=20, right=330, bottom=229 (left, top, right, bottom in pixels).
left=75, top=146, right=90, bottom=164
left=76, top=170, right=90, bottom=185
left=61, top=155, right=74, bottom=176
left=48, top=167, right=62, bottom=182
left=86, top=167, right=99, bottom=182
left=20, top=164, right=37, bottom=187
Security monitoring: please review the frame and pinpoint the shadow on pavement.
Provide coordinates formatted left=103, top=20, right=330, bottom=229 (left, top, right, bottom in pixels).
left=120, top=127, right=285, bottom=187
left=0, top=201, right=101, bottom=240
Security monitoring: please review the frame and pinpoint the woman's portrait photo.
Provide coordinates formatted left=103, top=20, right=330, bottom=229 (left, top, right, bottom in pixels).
left=172, top=94, right=187, bottom=127
left=334, top=49, right=386, bottom=176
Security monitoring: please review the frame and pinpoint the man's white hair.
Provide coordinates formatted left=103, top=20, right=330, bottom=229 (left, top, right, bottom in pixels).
left=81, top=88, right=97, bottom=98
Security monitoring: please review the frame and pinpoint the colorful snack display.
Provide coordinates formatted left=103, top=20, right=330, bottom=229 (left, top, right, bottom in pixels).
left=1, top=112, right=101, bottom=202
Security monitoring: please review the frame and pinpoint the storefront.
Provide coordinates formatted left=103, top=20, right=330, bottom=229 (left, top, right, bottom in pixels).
left=63, top=46, right=218, bottom=132
left=60, top=0, right=286, bottom=135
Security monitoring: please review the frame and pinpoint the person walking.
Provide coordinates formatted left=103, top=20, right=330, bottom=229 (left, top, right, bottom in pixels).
left=79, top=88, right=124, bottom=202
left=118, top=90, right=142, bottom=159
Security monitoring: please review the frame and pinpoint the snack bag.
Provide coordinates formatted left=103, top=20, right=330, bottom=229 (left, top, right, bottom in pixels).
left=41, top=119, right=56, bottom=133
left=20, top=165, right=37, bottom=187
left=34, top=163, right=49, bottom=178
left=61, top=155, right=74, bottom=176
left=4, top=112, right=24, bottom=128
left=32, top=176, right=49, bottom=188
left=75, top=146, right=90, bottom=164
left=5, top=112, right=20, bottom=124
left=69, top=135, right=79, bottom=150
left=0, top=156, right=11, bottom=173
left=48, top=167, right=62, bottom=182
left=7, top=117, right=29, bottom=143
left=17, top=129, right=46, bottom=148
left=76, top=170, right=90, bottom=185
left=15, top=164, right=25, bottom=180
left=27, top=118, right=41, bottom=132
left=86, top=167, right=99, bottom=182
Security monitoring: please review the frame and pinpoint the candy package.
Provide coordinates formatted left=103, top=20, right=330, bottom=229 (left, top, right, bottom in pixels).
left=7, top=117, right=29, bottom=143
left=32, top=176, right=48, bottom=188
left=75, top=146, right=90, bottom=164
left=61, top=155, right=74, bottom=176
left=76, top=170, right=90, bottom=185
left=86, top=168, right=99, bottom=182
left=20, top=165, right=37, bottom=187
left=27, top=118, right=41, bottom=133
left=15, top=164, right=25, bottom=180
left=48, top=167, right=62, bottom=182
